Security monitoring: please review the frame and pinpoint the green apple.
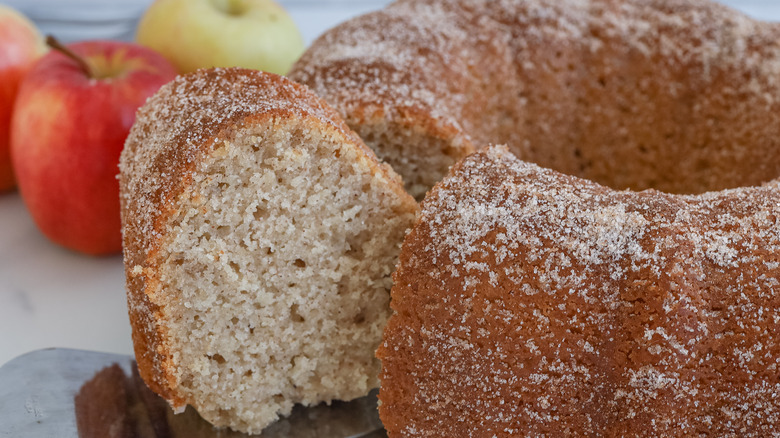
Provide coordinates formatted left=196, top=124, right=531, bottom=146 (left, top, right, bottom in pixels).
left=136, top=0, right=305, bottom=75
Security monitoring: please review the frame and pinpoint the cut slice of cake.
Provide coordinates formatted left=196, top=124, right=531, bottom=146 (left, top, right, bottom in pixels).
left=119, top=68, right=418, bottom=434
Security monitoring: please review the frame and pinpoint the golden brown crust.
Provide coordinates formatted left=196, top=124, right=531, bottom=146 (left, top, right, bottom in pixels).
left=379, top=146, right=780, bottom=436
left=119, top=68, right=411, bottom=410
left=291, top=0, right=780, bottom=195
left=293, top=2, right=780, bottom=431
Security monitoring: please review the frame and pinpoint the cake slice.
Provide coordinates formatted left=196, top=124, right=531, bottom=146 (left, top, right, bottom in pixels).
left=119, top=68, right=418, bottom=434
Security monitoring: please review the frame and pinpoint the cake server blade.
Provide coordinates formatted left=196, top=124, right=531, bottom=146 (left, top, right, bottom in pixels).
left=0, top=348, right=385, bottom=438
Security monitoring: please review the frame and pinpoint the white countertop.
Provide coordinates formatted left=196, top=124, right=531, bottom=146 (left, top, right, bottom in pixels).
left=0, top=0, right=777, bottom=367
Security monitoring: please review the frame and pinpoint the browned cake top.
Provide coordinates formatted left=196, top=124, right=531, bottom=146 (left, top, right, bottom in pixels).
left=292, top=0, right=780, bottom=194
left=378, top=146, right=780, bottom=436
left=121, top=68, right=370, bottom=262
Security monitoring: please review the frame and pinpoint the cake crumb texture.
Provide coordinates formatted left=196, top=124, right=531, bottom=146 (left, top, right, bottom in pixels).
left=119, top=68, right=418, bottom=434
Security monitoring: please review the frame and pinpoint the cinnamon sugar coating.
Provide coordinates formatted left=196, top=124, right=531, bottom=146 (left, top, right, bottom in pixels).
left=293, top=0, right=780, bottom=433
left=291, top=0, right=780, bottom=199
left=120, top=68, right=370, bottom=408
left=378, top=146, right=780, bottom=436
left=119, top=68, right=417, bottom=433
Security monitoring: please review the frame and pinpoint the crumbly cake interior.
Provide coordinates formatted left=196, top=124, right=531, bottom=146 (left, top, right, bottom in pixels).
left=154, top=122, right=412, bottom=433
left=356, top=123, right=460, bottom=200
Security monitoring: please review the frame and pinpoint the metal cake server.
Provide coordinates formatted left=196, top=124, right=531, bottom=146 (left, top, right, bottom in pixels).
left=0, top=348, right=385, bottom=438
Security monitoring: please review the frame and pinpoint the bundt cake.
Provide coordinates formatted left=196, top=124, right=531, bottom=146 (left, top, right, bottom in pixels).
left=119, top=67, right=418, bottom=434
left=290, top=0, right=780, bottom=200
left=377, top=145, right=780, bottom=436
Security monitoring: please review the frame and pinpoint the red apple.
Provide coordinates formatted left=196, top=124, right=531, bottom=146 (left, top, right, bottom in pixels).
left=11, top=39, right=177, bottom=255
left=0, top=5, right=45, bottom=192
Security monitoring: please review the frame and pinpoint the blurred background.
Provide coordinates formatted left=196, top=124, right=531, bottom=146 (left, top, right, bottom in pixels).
left=1, top=0, right=393, bottom=45
left=0, top=0, right=778, bottom=367
left=2, top=0, right=779, bottom=44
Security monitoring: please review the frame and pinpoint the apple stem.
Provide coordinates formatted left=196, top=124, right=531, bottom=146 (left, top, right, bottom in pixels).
left=45, top=35, right=93, bottom=79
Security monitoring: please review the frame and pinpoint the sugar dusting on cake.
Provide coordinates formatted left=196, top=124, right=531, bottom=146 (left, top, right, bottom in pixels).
left=379, top=145, right=780, bottom=436
left=120, top=68, right=373, bottom=265
left=295, top=0, right=780, bottom=106
left=292, top=0, right=780, bottom=197
left=118, top=68, right=384, bottom=402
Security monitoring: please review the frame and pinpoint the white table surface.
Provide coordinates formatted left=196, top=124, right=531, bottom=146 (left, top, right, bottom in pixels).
left=0, top=0, right=777, bottom=367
